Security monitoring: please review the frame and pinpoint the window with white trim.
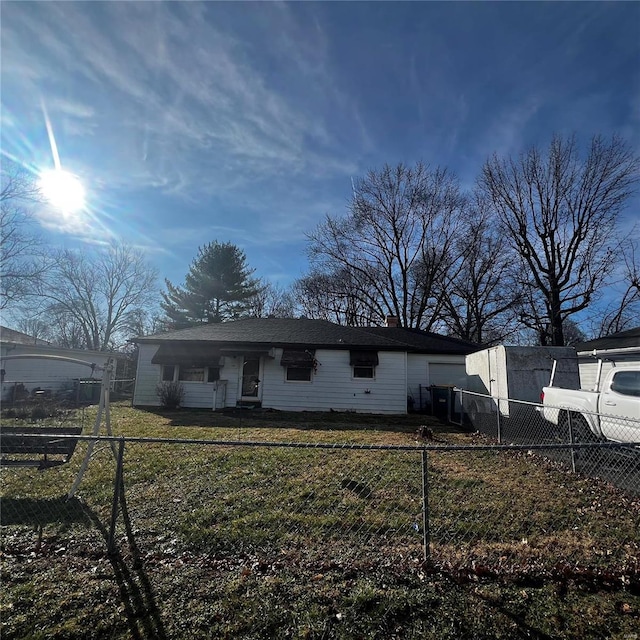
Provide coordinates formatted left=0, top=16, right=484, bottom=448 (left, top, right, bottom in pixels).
left=350, top=350, right=378, bottom=379
left=161, top=365, right=176, bottom=382
left=281, top=349, right=315, bottom=383
left=161, top=364, right=221, bottom=383
left=286, top=367, right=312, bottom=382
left=178, top=366, right=205, bottom=382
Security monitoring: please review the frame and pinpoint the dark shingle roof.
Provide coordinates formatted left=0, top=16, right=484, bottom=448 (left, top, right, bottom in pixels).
left=575, top=326, right=640, bottom=352
left=360, top=326, right=481, bottom=355
left=137, top=318, right=481, bottom=354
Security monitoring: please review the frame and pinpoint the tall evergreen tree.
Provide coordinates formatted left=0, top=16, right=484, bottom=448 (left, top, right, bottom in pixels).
left=161, top=242, right=261, bottom=328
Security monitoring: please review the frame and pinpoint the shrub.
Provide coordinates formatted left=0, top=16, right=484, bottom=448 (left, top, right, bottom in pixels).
left=156, top=381, right=185, bottom=409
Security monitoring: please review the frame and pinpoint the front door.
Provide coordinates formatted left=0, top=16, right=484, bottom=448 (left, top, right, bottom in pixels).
left=241, top=357, right=261, bottom=401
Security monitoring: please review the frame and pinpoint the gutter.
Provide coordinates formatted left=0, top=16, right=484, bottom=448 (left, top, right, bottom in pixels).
left=577, top=346, right=640, bottom=358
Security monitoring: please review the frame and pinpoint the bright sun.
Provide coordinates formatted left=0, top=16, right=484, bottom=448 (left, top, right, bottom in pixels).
left=39, top=169, right=86, bottom=214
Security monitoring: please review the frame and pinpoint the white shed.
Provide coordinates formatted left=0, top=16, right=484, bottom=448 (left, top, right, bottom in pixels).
left=1, top=326, right=122, bottom=402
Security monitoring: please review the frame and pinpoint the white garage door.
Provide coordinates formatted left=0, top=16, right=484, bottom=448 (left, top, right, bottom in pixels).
left=429, top=363, right=467, bottom=388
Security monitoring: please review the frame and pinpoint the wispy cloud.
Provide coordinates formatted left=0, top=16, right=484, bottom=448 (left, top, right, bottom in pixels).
left=3, top=1, right=637, bottom=288
left=1, top=2, right=361, bottom=199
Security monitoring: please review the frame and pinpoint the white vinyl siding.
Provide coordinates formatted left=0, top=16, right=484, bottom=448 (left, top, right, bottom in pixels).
left=259, top=348, right=407, bottom=414
left=134, top=344, right=240, bottom=408
left=134, top=343, right=471, bottom=415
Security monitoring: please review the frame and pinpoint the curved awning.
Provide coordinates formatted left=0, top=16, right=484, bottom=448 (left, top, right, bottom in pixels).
left=280, top=349, right=315, bottom=368
left=349, top=350, right=379, bottom=366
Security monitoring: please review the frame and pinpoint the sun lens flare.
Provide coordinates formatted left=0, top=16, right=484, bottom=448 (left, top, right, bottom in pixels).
left=39, top=168, right=86, bottom=214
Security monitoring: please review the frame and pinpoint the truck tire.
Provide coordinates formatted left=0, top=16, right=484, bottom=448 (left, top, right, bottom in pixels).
left=559, top=411, right=597, bottom=443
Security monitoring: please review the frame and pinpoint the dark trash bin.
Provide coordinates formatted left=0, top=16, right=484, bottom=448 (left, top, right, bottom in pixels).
left=430, top=385, right=452, bottom=419
left=75, top=378, right=101, bottom=404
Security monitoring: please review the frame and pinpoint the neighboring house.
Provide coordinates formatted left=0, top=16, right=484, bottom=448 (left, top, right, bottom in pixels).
left=133, top=317, right=480, bottom=414
left=0, top=325, right=123, bottom=401
left=574, top=327, right=640, bottom=391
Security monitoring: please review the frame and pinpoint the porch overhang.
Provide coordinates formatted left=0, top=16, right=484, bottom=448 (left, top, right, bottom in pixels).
left=219, top=347, right=277, bottom=359
left=151, top=344, right=224, bottom=367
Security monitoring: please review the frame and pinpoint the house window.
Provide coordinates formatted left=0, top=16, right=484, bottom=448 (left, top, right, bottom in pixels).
left=286, top=367, right=312, bottom=382
left=161, top=365, right=176, bottom=382
left=162, top=364, right=220, bottom=383
left=350, top=350, right=378, bottom=379
left=281, top=349, right=315, bottom=383
left=178, top=367, right=205, bottom=382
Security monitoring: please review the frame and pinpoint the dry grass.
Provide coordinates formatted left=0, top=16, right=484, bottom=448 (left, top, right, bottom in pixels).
left=1, top=402, right=639, bottom=639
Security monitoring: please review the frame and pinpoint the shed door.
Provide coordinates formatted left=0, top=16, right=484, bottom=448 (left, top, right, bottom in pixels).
left=429, top=363, right=467, bottom=388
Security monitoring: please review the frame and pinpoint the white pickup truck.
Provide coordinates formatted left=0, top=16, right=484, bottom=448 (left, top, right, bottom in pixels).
left=542, top=367, right=640, bottom=444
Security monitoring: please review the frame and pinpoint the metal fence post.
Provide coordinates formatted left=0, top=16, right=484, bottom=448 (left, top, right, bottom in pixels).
left=108, top=437, right=126, bottom=554
left=421, top=449, right=430, bottom=561
left=567, top=412, right=576, bottom=473
left=495, top=401, right=502, bottom=443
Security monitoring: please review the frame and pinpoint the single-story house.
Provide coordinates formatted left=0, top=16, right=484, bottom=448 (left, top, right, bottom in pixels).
left=574, top=326, right=640, bottom=391
left=0, top=325, right=124, bottom=402
left=133, top=317, right=480, bottom=414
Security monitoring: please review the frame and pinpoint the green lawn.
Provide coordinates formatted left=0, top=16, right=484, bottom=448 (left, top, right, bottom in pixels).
left=1, top=403, right=639, bottom=639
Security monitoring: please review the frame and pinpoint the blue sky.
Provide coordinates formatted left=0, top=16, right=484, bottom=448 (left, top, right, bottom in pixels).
left=2, top=1, right=639, bottom=292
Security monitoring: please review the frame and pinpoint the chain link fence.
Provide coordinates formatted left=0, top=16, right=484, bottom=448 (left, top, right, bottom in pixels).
left=454, top=388, right=640, bottom=496
left=3, top=427, right=639, bottom=638
left=2, top=433, right=638, bottom=566
left=1, top=377, right=135, bottom=412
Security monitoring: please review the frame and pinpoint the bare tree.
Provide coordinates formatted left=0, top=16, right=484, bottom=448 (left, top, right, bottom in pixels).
left=562, top=318, right=587, bottom=346
left=592, top=238, right=640, bottom=336
left=442, top=197, right=520, bottom=344
left=479, top=134, right=639, bottom=346
left=306, top=162, right=466, bottom=329
left=46, top=306, right=89, bottom=349
left=0, top=163, right=48, bottom=308
left=15, top=318, right=52, bottom=343
left=36, top=243, right=158, bottom=351
left=246, top=281, right=296, bottom=318
left=293, top=270, right=380, bottom=326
